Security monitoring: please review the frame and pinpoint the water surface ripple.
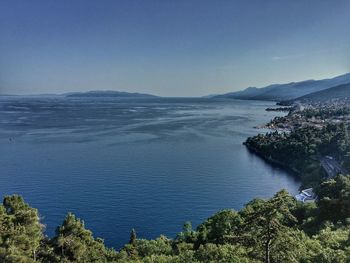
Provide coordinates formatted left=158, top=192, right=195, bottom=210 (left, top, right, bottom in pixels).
left=0, top=97, right=300, bottom=248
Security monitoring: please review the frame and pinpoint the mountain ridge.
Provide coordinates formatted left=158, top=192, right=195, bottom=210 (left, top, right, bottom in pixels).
left=212, top=73, right=350, bottom=101
left=281, top=83, right=350, bottom=104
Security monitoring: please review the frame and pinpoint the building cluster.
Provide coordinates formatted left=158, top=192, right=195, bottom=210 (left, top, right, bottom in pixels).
left=265, top=102, right=350, bottom=133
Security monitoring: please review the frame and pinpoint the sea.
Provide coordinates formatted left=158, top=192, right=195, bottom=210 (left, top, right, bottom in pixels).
left=0, top=96, right=300, bottom=248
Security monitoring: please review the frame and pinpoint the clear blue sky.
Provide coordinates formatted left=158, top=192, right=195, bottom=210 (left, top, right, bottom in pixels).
left=1, top=0, right=349, bottom=96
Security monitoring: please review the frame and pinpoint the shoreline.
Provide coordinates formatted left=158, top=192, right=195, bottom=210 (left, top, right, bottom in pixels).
left=243, top=105, right=304, bottom=187
left=243, top=142, right=301, bottom=176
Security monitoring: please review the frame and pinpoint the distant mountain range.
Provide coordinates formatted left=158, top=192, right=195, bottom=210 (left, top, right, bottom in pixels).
left=65, top=90, right=158, bottom=98
left=213, top=73, right=350, bottom=101
left=280, top=83, right=350, bottom=104
left=3, top=72, right=349, bottom=102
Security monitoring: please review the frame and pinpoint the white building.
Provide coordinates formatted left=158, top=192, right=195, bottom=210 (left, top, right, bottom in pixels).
left=295, top=188, right=316, bottom=202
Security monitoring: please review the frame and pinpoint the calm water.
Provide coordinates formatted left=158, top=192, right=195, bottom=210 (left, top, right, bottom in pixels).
left=0, top=96, right=300, bottom=248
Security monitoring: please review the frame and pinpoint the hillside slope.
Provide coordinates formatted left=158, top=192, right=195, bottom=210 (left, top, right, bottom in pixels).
left=285, top=83, right=350, bottom=104
left=213, top=73, right=350, bottom=101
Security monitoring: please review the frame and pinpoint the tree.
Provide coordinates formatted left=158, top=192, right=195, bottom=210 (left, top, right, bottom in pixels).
left=176, top=221, right=196, bottom=244
left=131, top=235, right=172, bottom=258
left=194, top=244, right=252, bottom=263
left=124, top=228, right=139, bottom=260
left=129, top=229, right=137, bottom=245
left=0, top=195, right=43, bottom=263
left=51, top=213, right=109, bottom=262
left=316, top=175, right=350, bottom=222
left=241, top=190, right=297, bottom=263
left=195, top=209, right=241, bottom=247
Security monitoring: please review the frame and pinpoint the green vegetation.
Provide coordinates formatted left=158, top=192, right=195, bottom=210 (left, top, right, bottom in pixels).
left=3, top=177, right=350, bottom=263
left=302, top=106, right=350, bottom=120
left=245, top=123, right=350, bottom=187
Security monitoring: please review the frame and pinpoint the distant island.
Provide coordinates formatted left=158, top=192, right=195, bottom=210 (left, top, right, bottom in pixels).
left=65, top=90, right=158, bottom=98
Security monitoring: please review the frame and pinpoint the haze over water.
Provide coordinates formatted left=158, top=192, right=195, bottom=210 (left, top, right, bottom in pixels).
left=0, top=97, right=300, bottom=248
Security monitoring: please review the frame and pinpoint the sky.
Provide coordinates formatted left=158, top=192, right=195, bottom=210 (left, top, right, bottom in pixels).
left=1, top=0, right=350, bottom=96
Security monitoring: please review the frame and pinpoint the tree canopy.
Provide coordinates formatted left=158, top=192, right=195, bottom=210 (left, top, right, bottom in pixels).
left=2, top=179, right=350, bottom=263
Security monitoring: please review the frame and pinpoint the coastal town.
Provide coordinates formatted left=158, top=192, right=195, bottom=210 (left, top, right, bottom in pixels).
left=254, top=100, right=350, bottom=202
left=265, top=100, right=350, bottom=132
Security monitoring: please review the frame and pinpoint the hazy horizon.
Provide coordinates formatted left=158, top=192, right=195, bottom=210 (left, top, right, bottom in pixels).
left=2, top=71, right=350, bottom=97
left=1, top=0, right=350, bottom=96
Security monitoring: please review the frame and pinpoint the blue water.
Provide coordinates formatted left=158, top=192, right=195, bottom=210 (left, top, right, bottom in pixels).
left=0, top=97, right=300, bottom=249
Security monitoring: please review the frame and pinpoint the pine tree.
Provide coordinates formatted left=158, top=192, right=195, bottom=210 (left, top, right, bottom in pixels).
left=129, top=229, right=137, bottom=245
left=241, top=190, right=297, bottom=263
left=52, top=213, right=109, bottom=262
left=0, top=195, right=43, bottom=263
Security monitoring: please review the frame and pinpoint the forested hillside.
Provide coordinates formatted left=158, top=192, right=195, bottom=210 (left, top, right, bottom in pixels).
left=245, top=122, right=350, bottom=187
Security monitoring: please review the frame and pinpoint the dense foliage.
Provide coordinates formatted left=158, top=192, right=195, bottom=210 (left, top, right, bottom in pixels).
left=2, top=176, right=350, bottom=263
left=302, top=106, right=350, bottom=120
left=245, top=123, right=350, bottom=187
